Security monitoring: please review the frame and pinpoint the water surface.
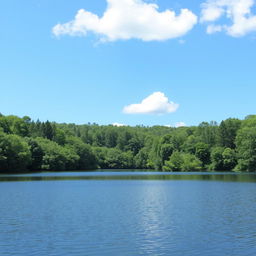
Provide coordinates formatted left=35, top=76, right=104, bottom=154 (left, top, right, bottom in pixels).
left=0, top=171, right=256, bottom=255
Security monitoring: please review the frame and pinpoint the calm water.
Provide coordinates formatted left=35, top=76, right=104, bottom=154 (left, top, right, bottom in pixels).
left=0, top=171, right=256, bottom=256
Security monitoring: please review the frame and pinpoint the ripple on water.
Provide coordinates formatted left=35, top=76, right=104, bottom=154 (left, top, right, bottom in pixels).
left=0, top=173, right=256, bottom=255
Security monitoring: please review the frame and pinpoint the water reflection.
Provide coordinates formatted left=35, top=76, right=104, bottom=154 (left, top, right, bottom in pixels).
left=0, top=172, right=256, bottom=182
left=136, top=183, right=169, bottom=255
left=1, top=174, right=256, bottom=255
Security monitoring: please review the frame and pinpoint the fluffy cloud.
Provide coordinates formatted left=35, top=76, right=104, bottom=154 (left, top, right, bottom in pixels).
left=52, top=0, right=197, bottom=41
left=112, top=122, right=126, bottom=127
left=123, top=92, right=179, bottom=115
left=201, top=0, right=256, bottom=37
left=175, top=122, right=186, bottom=127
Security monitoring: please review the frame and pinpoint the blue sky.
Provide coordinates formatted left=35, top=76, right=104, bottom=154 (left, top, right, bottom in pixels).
left=1, top=0, right=256, bottom=127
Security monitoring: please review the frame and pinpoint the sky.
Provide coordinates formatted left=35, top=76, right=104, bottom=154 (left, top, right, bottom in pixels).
left=1, top=0, right=256, bottom=127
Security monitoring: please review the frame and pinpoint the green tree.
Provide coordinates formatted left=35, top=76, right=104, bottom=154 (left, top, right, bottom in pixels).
left=181, top=153, right=202, bottom=172
left=197, top=121, right=218, bottom=146
left=126, top=137, right=143, bottom=155
left=222, top=148, right=237, bottom=170
left=35, top=137, right=78, bottom=171
left=163, top=151, right=183, bottom=172
left=134, top=148, right=149, bottom=169
left=195, top=142, right=210, bottom=167
left=53, top=128, right=66, bottom=145
left=42, top=121, right=55, bottom=140
left=182, top=135, right=199, bottom=154
left=13, top=118, right=29, bottom=137
left=0, top=117, right=11, bottom=133
left=26, top=138, right=44, bottom=170
left=0, top=133, right=31, bottom=172
left=104, top=127, right=118, bottom=148
left=163, top=152, right=202, bottom=172
left=210, top=147, right=224, bottom=170
left=159, top=143, right=174, bottom=165
left=66, top=136, right=97, bottom=170
left=218, top=118, right=241, bottom=149
left=235, top=127, right=256, bottom=172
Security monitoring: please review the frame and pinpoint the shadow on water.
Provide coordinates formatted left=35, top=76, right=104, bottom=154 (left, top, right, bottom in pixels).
left=0, top=171, right=256, bottom=183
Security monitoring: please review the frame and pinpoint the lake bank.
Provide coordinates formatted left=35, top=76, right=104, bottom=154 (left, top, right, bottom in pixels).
left=1, top=170, right=256, bottom=183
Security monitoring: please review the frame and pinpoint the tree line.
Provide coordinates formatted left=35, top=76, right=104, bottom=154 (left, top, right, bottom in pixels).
left=1, top=113, right=256, bottom=173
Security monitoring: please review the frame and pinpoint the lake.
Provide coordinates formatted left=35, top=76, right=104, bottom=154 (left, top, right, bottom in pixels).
left=0, top=171, right=256, bottom=256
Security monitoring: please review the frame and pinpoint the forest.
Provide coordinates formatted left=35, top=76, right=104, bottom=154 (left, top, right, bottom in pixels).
left=1, top=113, right=256, bottom=173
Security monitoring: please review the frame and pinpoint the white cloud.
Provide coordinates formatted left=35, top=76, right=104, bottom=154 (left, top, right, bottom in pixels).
left=123, top=92, right=179, bottom=115
left=201, top=0, right=256, bottom=37
left=175, top=122, right=186, bottom=127
left=201, top=3, right=223, bottom=22
left=112, top=122, right=126, bottom=127
left=52, top=0, right=197, bottom=42
left=206, top=24, right=223, bottom=33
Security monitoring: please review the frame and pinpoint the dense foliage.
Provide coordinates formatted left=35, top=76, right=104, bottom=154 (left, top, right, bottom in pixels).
left=1, top=113, right=256, bottom=172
